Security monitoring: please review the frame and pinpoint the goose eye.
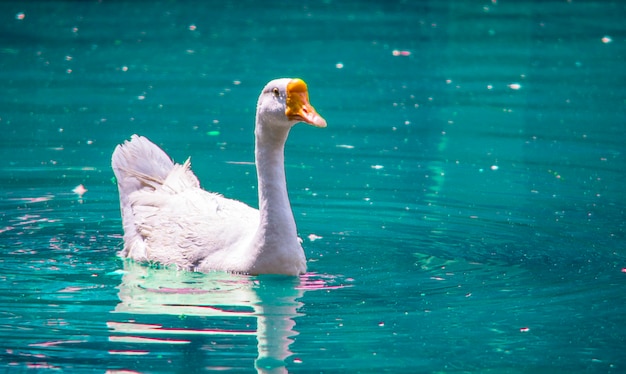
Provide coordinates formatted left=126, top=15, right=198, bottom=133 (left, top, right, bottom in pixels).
left=272, top=87, right=280, bottom=97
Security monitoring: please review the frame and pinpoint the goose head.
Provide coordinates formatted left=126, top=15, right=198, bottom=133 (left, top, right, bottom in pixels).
left=256, top=78, right=327, bottom=134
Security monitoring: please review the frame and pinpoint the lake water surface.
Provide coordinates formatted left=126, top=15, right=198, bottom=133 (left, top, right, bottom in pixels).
left=1, top=1, right=625, bottom=372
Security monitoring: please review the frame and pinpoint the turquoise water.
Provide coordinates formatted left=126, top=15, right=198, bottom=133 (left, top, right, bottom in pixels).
left=1, top=0, right=625, bottom=372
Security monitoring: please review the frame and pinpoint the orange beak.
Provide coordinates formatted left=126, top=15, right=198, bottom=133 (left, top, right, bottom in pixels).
left=285, top=79, right=327, bottom=128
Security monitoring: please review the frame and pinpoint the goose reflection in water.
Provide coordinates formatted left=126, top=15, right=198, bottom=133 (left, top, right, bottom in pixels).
left=108, top=261, right=347, bottom=373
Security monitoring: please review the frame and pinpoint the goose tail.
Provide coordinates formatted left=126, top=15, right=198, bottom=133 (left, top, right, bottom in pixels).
left=111, top=135, right=178, bottom=258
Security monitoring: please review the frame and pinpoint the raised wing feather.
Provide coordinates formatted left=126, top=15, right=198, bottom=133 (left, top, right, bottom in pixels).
left=112, top=135, right=259, bottom=271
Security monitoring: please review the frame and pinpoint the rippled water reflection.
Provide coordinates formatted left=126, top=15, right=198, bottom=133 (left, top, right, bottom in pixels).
left=1, top=0, right=625, bottom=372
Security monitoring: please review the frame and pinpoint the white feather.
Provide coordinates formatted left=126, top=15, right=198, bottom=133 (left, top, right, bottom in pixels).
left=111, top=78, right=325, bottom=275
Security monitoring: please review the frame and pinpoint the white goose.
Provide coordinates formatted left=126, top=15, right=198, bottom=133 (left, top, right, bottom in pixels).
left=111, top=78, right=326, bottom=275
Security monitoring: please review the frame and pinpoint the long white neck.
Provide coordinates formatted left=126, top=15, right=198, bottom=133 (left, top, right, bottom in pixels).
left=250, top=116, right=303, bottom=274
left=255, top=125, right=297, bottom=239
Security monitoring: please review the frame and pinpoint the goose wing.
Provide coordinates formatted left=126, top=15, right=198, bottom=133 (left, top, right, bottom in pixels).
left=112, top=135, right=259, bottom=271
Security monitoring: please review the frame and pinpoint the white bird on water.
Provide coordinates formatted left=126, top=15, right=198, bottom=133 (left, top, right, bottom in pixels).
left=111, top=78, right=326, bottom=276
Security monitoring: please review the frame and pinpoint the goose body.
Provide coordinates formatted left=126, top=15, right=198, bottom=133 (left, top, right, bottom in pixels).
left=111, top=78, right=326, bottom=275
